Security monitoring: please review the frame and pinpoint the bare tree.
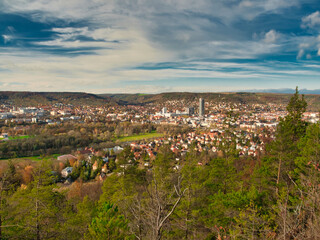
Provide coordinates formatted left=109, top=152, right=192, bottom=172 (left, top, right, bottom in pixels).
left=144, top=175, right=187, bottom=240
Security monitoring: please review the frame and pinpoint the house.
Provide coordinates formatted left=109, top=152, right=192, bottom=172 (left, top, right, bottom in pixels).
left=105, top=146, right=124, bottom=154
left=57, top=154, right=77, bottom=162
left=77, top=149, right=92, bottom=155
left=113, top=146, right=124, bottom=154
left=61, top=167, right=73, bottom=178
left=99, top=172, right=107, bottom=181
left=0, top=133, right=8, bottom=139
left=101, top=163, right=108, bottom=173
left=92, top=161, right=98, bottom=171
left=144, top=162, right=151, bottom=167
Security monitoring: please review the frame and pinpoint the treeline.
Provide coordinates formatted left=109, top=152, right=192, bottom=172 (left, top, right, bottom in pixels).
left=1, top=89, right=320, bottom=239
left=0, top=135, right=94, bottom=159
left=0, top=91, right=111, bottom=106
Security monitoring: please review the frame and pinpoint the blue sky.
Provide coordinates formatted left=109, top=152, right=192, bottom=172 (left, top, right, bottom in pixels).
left=0, top=0, right=320, bottom=93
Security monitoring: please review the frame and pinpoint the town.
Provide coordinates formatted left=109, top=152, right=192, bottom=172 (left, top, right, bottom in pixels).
left=0, top=95, right=319, bottom=184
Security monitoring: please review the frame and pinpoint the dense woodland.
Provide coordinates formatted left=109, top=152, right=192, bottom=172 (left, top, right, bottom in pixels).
left=1, top=91, right=320, bottom=239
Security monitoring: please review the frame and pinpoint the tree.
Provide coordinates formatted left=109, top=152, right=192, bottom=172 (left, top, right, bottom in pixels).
left=140, top=146, right=187, bottom=240
left=270, top=87, right=307, bottom=195
left=255, top=88, right=311, bottom=238
left=0, top=161, right=20, bottom=239
left=62, top=196, right=97, bottom=239
left=6, top=160, right=67, bottom=239
left=85, top=202, right=133, bottom=240
left=172, top=150, right=210, bottom=239
left=230, top=201, right=275, bottom=239
left=273, top=123, right=320, bottom=238
left=99, top=145, right=187, bottom=239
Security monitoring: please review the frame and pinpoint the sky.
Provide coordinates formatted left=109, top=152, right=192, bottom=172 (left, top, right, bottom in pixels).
left=0, top=0, right=320, bottom=93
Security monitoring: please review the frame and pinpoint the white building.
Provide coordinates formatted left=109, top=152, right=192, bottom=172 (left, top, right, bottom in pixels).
left=61, top=167, right=73, bottom=178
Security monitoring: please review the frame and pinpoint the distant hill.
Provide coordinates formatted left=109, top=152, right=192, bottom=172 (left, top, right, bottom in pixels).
left=2, top=91, right=320, bottom=111
left=100, top=92, right=320, bottom=111
left=0, top=92, right=114, bottom=106
left=245, top=88, right=320, bottom=94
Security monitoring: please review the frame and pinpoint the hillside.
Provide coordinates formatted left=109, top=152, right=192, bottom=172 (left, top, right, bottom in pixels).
left=0, top=91, right=114, bottom=106
left=100, top=92, right=320, bottom=111
left=2, top=91, right=320, bottom=110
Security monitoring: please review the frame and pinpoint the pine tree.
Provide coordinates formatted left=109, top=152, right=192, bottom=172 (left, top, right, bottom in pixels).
left=270, top=87, right=307, bottom=195
left=0, top=160, right=20, bottom=239
left=85, top=202, right=133, bottom=240
left=6, top=160, right=67, bottom=239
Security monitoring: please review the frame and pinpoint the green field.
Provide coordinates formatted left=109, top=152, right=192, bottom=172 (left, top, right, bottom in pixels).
left=116, top=132, right=164, bottom=142
left=8, top=135, right=32, bottom=140
left=1, top=154, right=60, bottom=162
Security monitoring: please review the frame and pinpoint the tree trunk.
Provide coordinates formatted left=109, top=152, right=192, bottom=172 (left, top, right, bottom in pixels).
left=276, top=156, right=282, bottom=196
left=36, top=175, right=40, bottom=240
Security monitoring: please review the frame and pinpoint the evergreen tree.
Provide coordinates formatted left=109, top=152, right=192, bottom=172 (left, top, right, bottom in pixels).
left=0, top=160, right=20, bottom=239
left=268, top=87, right=307, bottom=195
left=6, top=161, right=67, bottom=239
left=85, top=202, right=133, bottom=240
left=63, top=196, right=97, bottom=239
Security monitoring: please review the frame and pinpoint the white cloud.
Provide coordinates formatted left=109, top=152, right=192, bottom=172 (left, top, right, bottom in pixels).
left=95, top=84, right=252, bottom=94
left=264, top=30, right=278, bottom=43
left=262, top=0, right=298, bottom=12
left=237, top=0, right=299, bottom=21
left=0, top=0, right=318, bottom=92
left=297, top=47, right=305, bottom=59
left=1, top=49, right=320, bottom=93
left=239, top=1, right=253, bottom=8
left=2, top=35, right=12, bottom=43
left=34, top=39, right=108, bottom=48
left=1, top=0, right=301, bottom=24
left=1, top=0, right=110, bottom=22
left=51, top=27, right=89, bottom=35
left=295, top=33, right=320, bottom=59
left=302, top=11, right=320, bottom=29
left=298, top=13, right=320, bottom=59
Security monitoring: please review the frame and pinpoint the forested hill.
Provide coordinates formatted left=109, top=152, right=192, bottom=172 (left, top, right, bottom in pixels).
left=0, top=91, right=114, bottom=106
left=100, top=92, right=320, bottom=110
left=3, top=91, right=320, bottom=110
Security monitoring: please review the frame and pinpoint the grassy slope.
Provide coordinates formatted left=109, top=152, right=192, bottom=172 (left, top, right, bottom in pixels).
left=8, top=135, right=32, bottom=140
left=0, top=154, right=60, bottom=162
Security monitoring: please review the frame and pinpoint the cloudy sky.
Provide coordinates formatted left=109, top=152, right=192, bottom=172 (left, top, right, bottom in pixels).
left=0, top=0, right=320, bottom=93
